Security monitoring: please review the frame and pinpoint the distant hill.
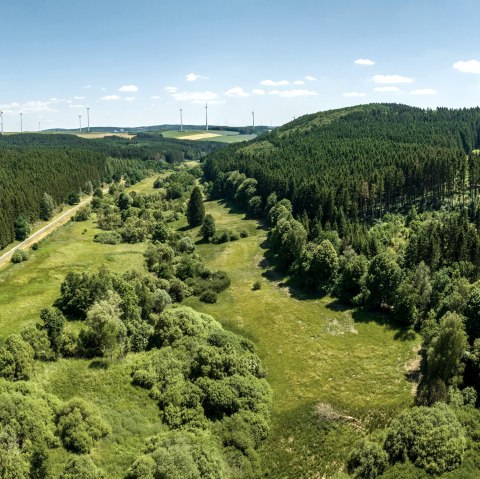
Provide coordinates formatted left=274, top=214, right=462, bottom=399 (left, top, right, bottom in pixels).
left=44, top=124, right=271, bottom=135
left=204, top=103, right=480, bottom=230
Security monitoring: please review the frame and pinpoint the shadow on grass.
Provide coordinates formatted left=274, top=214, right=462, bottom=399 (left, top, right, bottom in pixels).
left=216, top=198, right=269, bottom=229
left=89, top=359, right=109, bottom=369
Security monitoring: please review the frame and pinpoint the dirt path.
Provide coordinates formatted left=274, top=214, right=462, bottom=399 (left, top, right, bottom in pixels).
left=0, top=197, right=92, bottom=268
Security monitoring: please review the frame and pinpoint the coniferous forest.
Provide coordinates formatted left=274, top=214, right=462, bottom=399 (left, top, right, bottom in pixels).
left=0, top=133, right=219, bottom=248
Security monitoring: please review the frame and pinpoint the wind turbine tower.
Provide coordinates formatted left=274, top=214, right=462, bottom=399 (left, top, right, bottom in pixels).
left=20, top=112, right=23, bottom=133
left=252, top=110, right=255, bottom=129
left=78, top=114, right=82, bottom=133
left=86, top=107, right=90, bottom=133
left=180, top=108, right=183, bottom=132
left=205, top=101, right=208, bottom=131
left=38, top=120, right=41, bottom=132
left=0, top=111, right=3, bottom=135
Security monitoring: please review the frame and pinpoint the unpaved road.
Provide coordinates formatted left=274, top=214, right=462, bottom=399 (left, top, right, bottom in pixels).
left=0, top=197, right=92, bottom=268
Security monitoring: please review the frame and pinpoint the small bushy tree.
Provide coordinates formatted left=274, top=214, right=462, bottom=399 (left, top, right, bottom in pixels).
left=39, top=192, right=55, bottom=220
left=200, top=214, right=216, bottom=241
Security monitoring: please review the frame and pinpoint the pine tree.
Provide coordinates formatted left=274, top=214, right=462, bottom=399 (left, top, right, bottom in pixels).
left=186, top=186, right=205, bottom=227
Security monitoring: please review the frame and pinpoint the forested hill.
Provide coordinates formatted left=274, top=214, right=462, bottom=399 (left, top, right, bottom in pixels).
left=0, top=133, right=218, bottom=249
left=204, top=103, right=480, bottom=223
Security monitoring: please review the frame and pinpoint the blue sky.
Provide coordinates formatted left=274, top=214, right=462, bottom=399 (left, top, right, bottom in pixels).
left=1, top=0, right=480, bottom=130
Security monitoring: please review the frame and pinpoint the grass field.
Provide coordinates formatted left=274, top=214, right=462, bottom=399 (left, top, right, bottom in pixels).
left=183, top=200, right=420, bottom=478
left=162, top=129, right=256, bottom=143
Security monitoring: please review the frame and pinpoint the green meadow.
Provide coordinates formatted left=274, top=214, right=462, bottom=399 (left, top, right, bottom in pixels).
left=184, top=200, right=419, bottom=478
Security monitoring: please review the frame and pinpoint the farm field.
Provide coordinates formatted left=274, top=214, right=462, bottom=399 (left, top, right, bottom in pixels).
left=162, top=129, right=256, bottom=143
left=76, top=132, right=135, bottom=139
left=183, top=200, right=420, bottom=478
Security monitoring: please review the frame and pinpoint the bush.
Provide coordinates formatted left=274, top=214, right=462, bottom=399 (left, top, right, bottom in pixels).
left=348, top=439, right=388, bottom=478
left=56, top=398, right=111, bottom=453
left=230, top=231, right=240, bottom=241
left=93, top=231, right=122, bottom=245
left=240, top=229, right=249, bottom=238
left=0, top=334, right=35, bottom=380
left=252, top=280, right=262, bottom=291
left=384, top=403, right=466, bottom=475
left=11, top=249, right=28, bottom=263
left=73, top=205, right=92, bottom=222
left=200, top=290, right=217, bottom=304
left=60, top=456, right=105, bottom=479
left=214, top=231, right=230, bottom=244
left=31, top=242, right=39, bottom=250
left=178, top=236, right=195, bottom=253
left=20, top=326, right=53, bottom=361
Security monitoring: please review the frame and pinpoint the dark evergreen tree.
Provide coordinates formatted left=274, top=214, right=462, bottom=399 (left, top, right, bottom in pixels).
left=186, top=186, right=205, bottom=227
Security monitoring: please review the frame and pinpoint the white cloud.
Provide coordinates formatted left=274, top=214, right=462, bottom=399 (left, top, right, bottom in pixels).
left=293, top=80, right=305, bottom=85
left=125, top=97, right=136, bottom=101
left=101, top=95, right=121, bottom=101
left=261, top=79, right=290, bottom=86
left=83, top=85, right=92, bottom=89
left=171, top=90, right=219, bottom=104
left=224, top=87, right=249, bottom=97
left=151, top=95, right=160, bottom=99
left=0, top=102, right=20, bottom=113
left=23, top=100, right=57, bottom=112
left=69, top=104, right=85, bottom=109
left=118, top=85, right=139, bottom=92
left=164, top=86, right=178, bottom=93
left=186, top=73, right=208, bottom=82
left=305, top=75, right=317, bottom=81
left=268, top=89, right=318, bottom=98
left=373, top=86, right=400, bottom=92
left=410, top=88, right=437, bottom=95
left=252, top=89, right=266, bottom=96
left=372, top=74, right=414, bottom=84
left=74, top=96, right=86, bottom=100
left=354, top=58, right=375, bottom=66
left=343, top=91, right=367, bottom=97
left=452, top=60, right=480, bottom=73
left=101, top=87, right=106, bottom=91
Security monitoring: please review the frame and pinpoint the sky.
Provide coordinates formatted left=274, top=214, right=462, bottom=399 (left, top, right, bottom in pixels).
left=1, top=0, right=480, bottom=131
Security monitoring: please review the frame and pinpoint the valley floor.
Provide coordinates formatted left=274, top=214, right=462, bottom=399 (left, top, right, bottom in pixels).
left=0, top=176, right=420, bottom=478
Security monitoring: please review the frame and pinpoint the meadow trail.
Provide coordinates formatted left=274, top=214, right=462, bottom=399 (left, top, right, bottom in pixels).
left=0, top=195, right=94, bottom=268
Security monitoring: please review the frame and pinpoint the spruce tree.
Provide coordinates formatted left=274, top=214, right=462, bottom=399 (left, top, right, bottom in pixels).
left=186, top=186, right=205, bottom=227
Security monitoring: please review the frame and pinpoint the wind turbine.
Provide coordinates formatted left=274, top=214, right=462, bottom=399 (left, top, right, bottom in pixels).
left=205, top=101, right=208, bottom=131
left=179, top=108, right=183, bottom=132
left=86, top=107, right=90, bottom=133
left=20, top=112, right=23, bottom=132
left=38, top=120, right=41, bottom=132
left=0, top=111, right=3, bottom=135
left=252, top=110, right=255, bottom=129
left=78, top=114, right=82, bottom=133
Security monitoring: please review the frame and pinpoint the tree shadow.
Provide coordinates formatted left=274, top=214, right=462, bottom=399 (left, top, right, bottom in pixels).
left=88, top=359, right=109, bottom=369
